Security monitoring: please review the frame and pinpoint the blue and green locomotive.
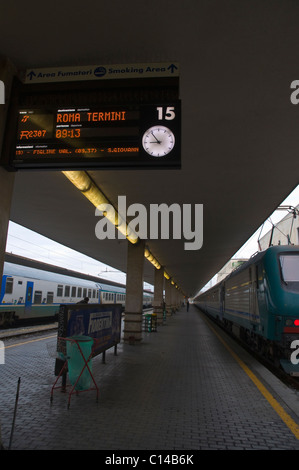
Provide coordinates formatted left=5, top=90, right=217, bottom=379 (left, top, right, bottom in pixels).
left=194, top=245, right=299, bottom=375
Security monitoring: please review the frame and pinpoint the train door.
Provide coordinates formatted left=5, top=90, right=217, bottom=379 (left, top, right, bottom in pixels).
left=0, top=275, right=8, bottom=303
left=25, top=281, right=33, bottom=308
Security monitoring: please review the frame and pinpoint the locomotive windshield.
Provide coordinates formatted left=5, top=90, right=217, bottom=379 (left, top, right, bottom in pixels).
left=279, top=253, right=299, bottom=287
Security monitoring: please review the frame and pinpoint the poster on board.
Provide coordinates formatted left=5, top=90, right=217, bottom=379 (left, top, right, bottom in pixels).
left=57, top=303, right=122, bottom=358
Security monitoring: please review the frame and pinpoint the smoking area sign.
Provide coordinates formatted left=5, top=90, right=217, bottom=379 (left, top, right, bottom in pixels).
left=24, top=62, right=179, bottom=84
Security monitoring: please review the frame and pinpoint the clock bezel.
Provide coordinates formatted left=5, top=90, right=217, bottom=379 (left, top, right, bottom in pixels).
left=142, top=125, right=175, bottom=157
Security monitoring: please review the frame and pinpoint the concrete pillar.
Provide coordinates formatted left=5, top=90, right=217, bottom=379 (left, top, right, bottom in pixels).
left=171, top=284, right=177, bottom=312
left=173, top=287, right=178, bottom=310
left=0, top=58, right=17, bottom=451
left=153, top=266, right=164, bottom=325
left=123, top=239, right=145, bottom=343
left=0, top=59, right=16, bottom=281
left=165, top=278, right=173, bottom=317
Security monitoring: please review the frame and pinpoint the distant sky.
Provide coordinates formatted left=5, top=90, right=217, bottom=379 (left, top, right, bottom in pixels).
left=6, top=222, right=130, bottom=286
left=5, top=184, right=299, bottom=292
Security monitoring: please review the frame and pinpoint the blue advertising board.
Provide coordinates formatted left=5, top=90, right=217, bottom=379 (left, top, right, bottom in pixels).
left=57, top=303, right=122, bottom=358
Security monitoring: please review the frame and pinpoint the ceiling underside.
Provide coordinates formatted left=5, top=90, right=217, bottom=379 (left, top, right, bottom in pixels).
left=1, top=0, right=299, bottom=296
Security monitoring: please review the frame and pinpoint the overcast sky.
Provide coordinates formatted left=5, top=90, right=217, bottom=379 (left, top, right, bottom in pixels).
left=232, top=184, right=299, bottom=258
left=5, top=184, right=299, bottom=291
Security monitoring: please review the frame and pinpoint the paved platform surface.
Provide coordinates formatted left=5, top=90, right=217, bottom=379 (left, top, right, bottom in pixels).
left=1, top=305, right=299, bottom=450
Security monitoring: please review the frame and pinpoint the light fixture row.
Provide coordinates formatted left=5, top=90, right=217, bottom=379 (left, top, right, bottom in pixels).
left=62, top=170, right=183, bottom=292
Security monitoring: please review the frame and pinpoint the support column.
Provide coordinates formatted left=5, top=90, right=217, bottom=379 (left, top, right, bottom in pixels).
left=165, top=278, right=173, bottom=317
left=173, top=287, right=178, bottom=310
left=0, top=58, right=16, bottom=280
left=123, top=239, right=145, bottom=343
left=0, top=58, right=17, bottom=451
left=153, top=266, right=164, bottom=325
left=171, top=284, right=177, bottom=312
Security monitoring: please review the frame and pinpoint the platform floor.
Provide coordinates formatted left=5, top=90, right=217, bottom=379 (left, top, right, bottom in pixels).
left=1, top=305, right=299, bottom=451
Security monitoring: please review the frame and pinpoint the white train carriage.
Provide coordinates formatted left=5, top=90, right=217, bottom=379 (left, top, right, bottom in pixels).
left=0, top=262, right=153, bottom=327
left=0, top=262, right=125, bottom=326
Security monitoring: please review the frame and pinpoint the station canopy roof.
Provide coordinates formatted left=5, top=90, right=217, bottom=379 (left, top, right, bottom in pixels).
left=1, top=0, right=299, bottom=297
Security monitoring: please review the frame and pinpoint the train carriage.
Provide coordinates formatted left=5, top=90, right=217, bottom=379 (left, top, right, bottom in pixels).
left=0, top=261, right=153, bottom=327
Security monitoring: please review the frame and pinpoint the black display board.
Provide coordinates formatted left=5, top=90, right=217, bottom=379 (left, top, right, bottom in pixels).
left=1, top=77, right=181, bottom=170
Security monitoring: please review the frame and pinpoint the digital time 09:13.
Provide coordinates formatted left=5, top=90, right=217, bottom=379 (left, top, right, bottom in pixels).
left=55, top=129, right=81, bottom=139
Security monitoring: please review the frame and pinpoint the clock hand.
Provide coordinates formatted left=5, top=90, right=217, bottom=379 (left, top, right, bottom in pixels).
left=150, top=131, right=161, bottom=144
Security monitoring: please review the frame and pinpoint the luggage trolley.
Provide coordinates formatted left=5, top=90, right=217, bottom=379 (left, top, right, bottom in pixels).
left=51, top=335, right=99, bottom=409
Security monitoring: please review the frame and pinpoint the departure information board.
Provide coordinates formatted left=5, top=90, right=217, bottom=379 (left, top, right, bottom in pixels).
left=1, top=76, right=180, bottom=170
left=5, top=101, right=181, bottom=170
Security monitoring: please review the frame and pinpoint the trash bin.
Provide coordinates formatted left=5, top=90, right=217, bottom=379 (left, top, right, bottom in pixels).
left=163, top=308, right=167, bottom=323
left=151, top=313, right=157, bottom=332
left=66, top=335, right=93, bottom=391
left=143, top=313, right=157, bottom=332
left=144, top=314, right=152, bottom=332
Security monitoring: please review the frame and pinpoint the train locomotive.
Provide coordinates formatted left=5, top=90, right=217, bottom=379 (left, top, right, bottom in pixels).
left=0, top=261, right=153, bottom=327
left=194, top=245, right=299, bottom=375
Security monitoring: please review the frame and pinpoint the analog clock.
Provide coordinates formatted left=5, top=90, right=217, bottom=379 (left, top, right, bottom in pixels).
left=142, top=125, right=175, bottom=157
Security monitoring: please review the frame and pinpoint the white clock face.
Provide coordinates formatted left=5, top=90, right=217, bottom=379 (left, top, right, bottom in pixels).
left=142, top=126, right=175, bottom=157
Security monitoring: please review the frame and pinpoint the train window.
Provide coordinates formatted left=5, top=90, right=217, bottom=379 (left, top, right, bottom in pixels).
left=64, top=286, right=70, bottom=297
left=78, top=287, right=82, bottom=297
left=34, top=291, right=42, bottom=304
left=47, top=292, right=54, bottom=304
left=57, top=285, right=63, bottom=297
left=280, top=254, right=299, bottom=283
left=88, top=289, right=92, bottom=298
left=92, top=289, right=96, bottom=298
left=5, top=277, right=13, bottom=294
left=96, top=291, right=99, bottom=298
left=71, top=286, right=76, bottom=297
left=18, top=280, right=23, bottom=285
left=83, top=288, right=87, bottom=297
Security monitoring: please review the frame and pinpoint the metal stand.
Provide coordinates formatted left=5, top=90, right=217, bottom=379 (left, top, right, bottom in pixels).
left=51, top=337, right=99, bottom=409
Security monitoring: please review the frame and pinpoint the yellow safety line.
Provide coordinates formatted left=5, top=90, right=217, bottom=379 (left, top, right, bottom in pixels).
left=0, top=334, right=56, bottom=349
left=204, top=316, right=299, bottom=440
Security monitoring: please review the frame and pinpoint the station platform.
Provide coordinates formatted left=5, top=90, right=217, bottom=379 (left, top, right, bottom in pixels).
left=1, top=305, right=299, bottom=451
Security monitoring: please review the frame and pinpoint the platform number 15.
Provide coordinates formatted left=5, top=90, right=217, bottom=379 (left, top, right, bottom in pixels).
left=156, top=106, right=176, bottom=120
